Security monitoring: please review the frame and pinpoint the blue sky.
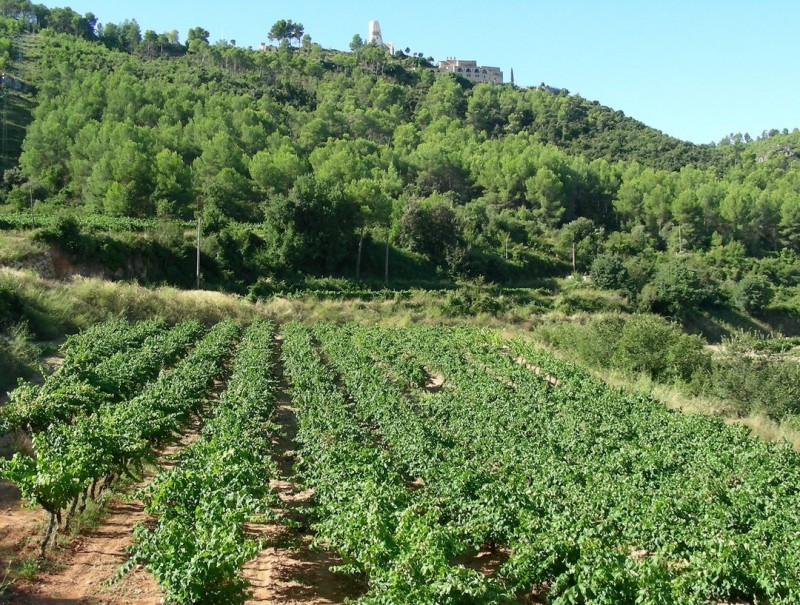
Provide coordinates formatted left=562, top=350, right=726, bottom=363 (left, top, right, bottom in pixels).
left=49, top=1, right=799, bottom=145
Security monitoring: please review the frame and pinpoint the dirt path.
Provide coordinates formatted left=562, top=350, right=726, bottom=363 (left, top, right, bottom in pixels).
left=242, top=337, right=363, bottom=605
left=13, top=498, right=163, bottom=605
left=9, top=425, right=203, bottom=605
left=0, top=479, right=47, bottom=580
left=4, top=343, right=363, bottom=605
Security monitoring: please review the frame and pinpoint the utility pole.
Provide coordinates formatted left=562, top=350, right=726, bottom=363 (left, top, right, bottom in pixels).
left=571, top=243, right=576, bottom=272
left=1, top=84, right=6, bottom=169
left=195, top=215, right=201, bottom=289
left=384, top=233, right=389, bottom=284
left=355, top=225, right=364, bottom=280
left=29, top=182, right=33, bottom=226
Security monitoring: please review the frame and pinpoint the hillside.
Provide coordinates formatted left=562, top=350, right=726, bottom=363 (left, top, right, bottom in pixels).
left=0, top=20, right=36, bottom=172
left=0, top=3, right=793, bottom=309
left=1, top=6, right=800, bottom=600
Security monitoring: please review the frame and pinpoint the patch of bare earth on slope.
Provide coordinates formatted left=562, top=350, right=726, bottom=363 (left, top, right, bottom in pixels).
left=424, top=370, right=446, bottom=393
left=242, top=336, right=364, bottom=605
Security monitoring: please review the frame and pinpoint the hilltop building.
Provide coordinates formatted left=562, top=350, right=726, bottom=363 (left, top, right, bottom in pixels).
left=368, top=20, right=383, bottom=46
left=437, top=58, right=503, bottom=84
left=367, top=20, right=394, bottom=55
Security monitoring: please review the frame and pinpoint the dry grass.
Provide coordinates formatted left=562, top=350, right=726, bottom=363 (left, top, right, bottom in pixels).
left=65, top=276, right=264, bottom=325
left=533, top=339, right=800, bottom=451
left=261, top=295, right=423, bottom=326
left=1, top=268, right=264, bottom=329
left=736, top=415, right=800, bottom=450
left=5, top=267, right=799, bottom=451
left=0, top=235, right=46, bottom=264
left=259, top=293, right=548, bottom=330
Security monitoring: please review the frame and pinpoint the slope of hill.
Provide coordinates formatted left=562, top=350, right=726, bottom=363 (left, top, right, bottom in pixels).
left=0, top=26, right=37, bottom=172
left=0, top=5, right=793, bottom=303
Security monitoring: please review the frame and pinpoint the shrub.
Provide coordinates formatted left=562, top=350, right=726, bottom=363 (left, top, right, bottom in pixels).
left=611, top=314, right=676, bottom=379
left=553, top=289, right=628, bottom=314
left=536, top=315, right=626, bottom=369
left=536, top=313, right=710, bottom=384
left=0, top=276, right=25, bottom=326
left=442, top=281, right=506, bottom=316
left=611, top=314, right=712, bottom=382
left=733, top=273, right=774, bottom=315
left=590, top=253, right=631, bottom=292
left=35, top=213, right=88, bottom=255
left=712, top=331, right=800, bottom=419
left=641, top=259, right=711, bottom=316
left=0, top=321, right=41, bottom=392
left=665, top=332, right=711, bottom=383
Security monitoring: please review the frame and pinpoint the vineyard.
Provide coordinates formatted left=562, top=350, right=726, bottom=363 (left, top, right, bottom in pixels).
left=2, top=319, right=800, bottom=604
left=0, top=211, right=194, bottom=233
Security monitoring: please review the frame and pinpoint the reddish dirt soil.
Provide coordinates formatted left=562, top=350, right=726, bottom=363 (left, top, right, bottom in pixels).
left=243, top=478, right=360, bottom=605
left=241, top=352, right=364, bottom=605
left=6, top=427, right=202, bottom=605
left=0, top=480, right=47, bottom=578
left=4, top=349, right=363, bottom=605
left=512, top=354, right=561, bottom=386
left=424, top=370, right=446, bottom=393
left=451, top=545, right=510, bottom=578
left=12, top=497, right=162, bottom=605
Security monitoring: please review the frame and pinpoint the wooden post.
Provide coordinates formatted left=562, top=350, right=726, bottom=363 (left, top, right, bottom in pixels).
left=384, top=232, right=389, bottom=284
left=571, top=243, right=576, bottom=272
left=195, top=216, right=201, bottom=290
left=355, top=225, right=364, bottom=280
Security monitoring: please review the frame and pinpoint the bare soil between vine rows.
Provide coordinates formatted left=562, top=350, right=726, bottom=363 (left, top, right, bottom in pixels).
left=5, top=424, right=205, bottom=605
left=3, top=342, right=364, bottom=605
left=241, top=336, right=364, bottom=604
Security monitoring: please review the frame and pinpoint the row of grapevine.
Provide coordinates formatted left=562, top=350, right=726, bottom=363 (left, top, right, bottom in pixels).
left=0, top=317, right=165, bottom=433
left=0, top=320, right=240, bottom=556
left=282, top=322, right=496, bottom=604
left=131, top=320, right=279, bottom=604
left=302, top=323, right=800, bottom=604
left=60, top=317, right=164, bottom=370
left=1, top=319, right=204, bottom=434
left=0, top=212, right=193, bottom=232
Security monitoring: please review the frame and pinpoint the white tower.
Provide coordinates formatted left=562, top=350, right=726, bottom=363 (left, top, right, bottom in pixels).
left=368, top=20, right=383, bottom=46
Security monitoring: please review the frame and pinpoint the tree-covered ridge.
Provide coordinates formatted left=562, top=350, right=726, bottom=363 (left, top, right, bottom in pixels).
left=0, top=3, right=798, bottom=288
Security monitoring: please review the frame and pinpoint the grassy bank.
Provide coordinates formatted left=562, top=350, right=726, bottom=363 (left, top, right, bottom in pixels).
left=3, top=267, right=800, bottom=451
left=0, top=268, right=264, bottom=393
